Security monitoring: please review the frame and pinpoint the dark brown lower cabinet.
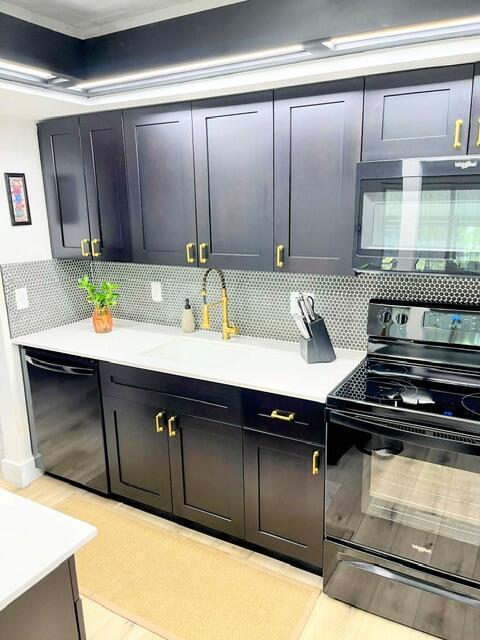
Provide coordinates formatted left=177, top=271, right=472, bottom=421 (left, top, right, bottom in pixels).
left=244, top=430, right=324, bottom=568
left=0, top=557, right=85, bottom=640
left=103, top=396, right=173, bottom=512
left=169, top=414, right=244, bottom=537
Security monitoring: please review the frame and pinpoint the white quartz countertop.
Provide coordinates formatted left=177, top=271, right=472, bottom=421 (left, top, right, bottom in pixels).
left=12, top=319, right=364, bottom=403
left=0, top=489, right=96, bottom=611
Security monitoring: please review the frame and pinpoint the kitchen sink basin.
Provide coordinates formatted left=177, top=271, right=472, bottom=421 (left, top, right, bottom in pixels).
left=141, top=337, right=255, bottom=368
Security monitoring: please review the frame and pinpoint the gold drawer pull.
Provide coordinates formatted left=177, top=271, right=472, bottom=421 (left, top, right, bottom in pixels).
left=312, top=450, right=320, bottom=476
left=199, top=242, right=208, bottom=264
left=276, top=244, right=284, bottom=268
left=453, top=118, right=463, bottom=150
left=168, top=415, right=177, bottom=438
left=476, top=117, right=480, bottom=147
left=270, top=409, right=295, bottom=422
left=91, top=239, right=101, bottom=257
left=80, top=239, right=90, bottom=257
left=155, top=411, right=165, bottom=433
left=186, top=242, right=195, bottom=264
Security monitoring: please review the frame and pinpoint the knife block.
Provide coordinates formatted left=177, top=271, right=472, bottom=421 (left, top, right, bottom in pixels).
left=299, top=316, right=336, bottom=364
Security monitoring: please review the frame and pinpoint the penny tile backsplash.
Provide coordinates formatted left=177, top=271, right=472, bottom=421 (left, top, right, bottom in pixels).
left=2, top=259, right=480, bottom=349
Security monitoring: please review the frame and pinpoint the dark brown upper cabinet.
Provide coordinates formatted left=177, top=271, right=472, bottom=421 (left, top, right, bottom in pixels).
left=192, top=93, right=274, bottom=271
left=79, top=112, right=132, bottom=262
left=468, top=64, right=480, bottom=153
left=38, top=113, right=131, bottom=261
left=274, top=80, right=363, bottom=275
left=363, top=65, right=475, bottom=160
left=123, top=104, right=198, bottom=266
left=38, top=117, right=91, bottom=260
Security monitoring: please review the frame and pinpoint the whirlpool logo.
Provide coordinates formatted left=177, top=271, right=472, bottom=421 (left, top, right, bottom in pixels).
left=411, top=543, right=432, bottom=555
left=454, top=160, right=477, bottom=169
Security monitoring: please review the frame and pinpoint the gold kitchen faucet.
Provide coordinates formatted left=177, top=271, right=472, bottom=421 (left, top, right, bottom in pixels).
left=201, top=268, right=239, bottom=340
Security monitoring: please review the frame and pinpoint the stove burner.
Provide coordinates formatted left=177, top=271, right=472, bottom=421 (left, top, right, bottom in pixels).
left=365, top=377, right=418, bottom=405
left=461, top=393, right=480, bottom=417
left=367, top=362, right=409, bottom=376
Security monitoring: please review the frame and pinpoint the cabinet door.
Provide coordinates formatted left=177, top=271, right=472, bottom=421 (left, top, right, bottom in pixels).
left=80, top=112, right=132, bottom=262
left=103, top=396, right=172, bottom=512
left=274, top=80, right=363, bottom=274
left=468, top=64, right=480, bottom=153
left=168, top=414, right=244, bottom=537
left=38, top=117, right=91, bottom=259
left=244, top=430, right=324, bottom=567
left=123, top=104, right=197, bottom=266
left=193, top=93, right=274, bottom=270
left=363, top=65, right=474, bottom=160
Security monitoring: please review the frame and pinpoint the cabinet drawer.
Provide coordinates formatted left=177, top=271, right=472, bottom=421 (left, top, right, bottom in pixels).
left=242, top=389, right=325, bottom=444
left=100, top=363, right=242, bottom=425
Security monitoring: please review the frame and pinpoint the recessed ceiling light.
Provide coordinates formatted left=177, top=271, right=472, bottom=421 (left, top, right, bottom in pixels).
left=72, top=44, right=308, bottom=91
left=322, top=15, right=480, bottom=51
left=0, top=58, right=55, bottom=80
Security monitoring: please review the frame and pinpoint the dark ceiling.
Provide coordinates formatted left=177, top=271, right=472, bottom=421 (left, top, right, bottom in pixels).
left=2, top=0, right=480, bottom=81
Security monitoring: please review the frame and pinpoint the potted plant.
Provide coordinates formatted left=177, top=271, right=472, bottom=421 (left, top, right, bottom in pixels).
left=78, top=275, right=119, bottom=334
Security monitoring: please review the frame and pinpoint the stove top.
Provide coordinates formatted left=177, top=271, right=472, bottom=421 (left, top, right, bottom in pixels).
left=330, top=358, right=480, bottom=421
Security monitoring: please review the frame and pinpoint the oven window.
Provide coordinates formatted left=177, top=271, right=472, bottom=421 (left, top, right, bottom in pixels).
left=326, top=421, right=480, bottom=581
left=359, top=177, right=480, bottom=255
left=367, top=450, right=480, bottom=546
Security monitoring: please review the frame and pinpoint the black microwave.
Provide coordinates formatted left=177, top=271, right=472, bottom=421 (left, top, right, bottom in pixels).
left=353, top=157, right=480, bottom=275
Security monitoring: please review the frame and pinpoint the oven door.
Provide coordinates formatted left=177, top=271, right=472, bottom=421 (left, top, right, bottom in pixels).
left=326, top=409, right=480, bottom=583
left=354, top=158, right=480, bottom=275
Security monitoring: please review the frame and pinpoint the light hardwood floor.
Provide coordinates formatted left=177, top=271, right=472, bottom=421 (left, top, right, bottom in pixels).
left=0, top=474, right=435, bottom=640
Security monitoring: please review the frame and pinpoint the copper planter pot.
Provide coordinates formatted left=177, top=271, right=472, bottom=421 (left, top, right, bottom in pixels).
left=92, top=307, right=113, bottom=333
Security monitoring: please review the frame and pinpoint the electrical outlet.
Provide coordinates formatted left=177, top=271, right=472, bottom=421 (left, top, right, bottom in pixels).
left=150, top=282, right=163, bottom=302
left=15, top=287, right=29, bottom=310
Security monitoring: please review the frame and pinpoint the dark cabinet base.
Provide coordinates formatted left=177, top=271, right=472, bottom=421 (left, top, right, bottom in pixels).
left=0, top=557, right=85, bottom=640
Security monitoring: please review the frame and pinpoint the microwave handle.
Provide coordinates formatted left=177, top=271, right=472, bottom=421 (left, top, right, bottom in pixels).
left=329, top=409, right=480, bottom=455
left=338, top=556, right=480, bottom=609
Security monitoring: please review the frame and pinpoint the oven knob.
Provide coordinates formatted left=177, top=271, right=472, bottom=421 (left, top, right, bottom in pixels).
left=377, top=310, right=392, bottom=325
left=395, top=312, right=409, bottom=325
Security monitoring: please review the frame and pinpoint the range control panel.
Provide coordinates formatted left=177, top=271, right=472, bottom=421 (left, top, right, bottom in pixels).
left=367, top=302, right=480, bottom=346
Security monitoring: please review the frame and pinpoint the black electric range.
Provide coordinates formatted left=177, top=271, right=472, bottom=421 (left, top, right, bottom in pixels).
left=324, top=300, right=480, bottom=640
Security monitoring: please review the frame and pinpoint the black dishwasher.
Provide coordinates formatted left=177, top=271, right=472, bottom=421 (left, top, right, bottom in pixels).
left=21, top=347, right=109, bottom=494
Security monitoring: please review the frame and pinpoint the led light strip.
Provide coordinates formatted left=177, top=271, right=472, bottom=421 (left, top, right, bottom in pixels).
left=0, top=58, right=55, bottom=80
left=323, top=14, right=480, bottom=51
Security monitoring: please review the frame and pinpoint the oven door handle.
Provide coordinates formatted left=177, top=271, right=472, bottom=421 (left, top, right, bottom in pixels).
left=329, top=409, right=480, bottom=455
left=339, top=556, right=480, bottom=609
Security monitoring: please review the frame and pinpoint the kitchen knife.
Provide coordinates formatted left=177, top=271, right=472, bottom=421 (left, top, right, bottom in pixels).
left=292, top=312, right=311, bottom=339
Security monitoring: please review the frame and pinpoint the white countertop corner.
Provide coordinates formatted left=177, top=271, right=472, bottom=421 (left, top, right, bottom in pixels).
left=0, top=489, right=96, bottom=611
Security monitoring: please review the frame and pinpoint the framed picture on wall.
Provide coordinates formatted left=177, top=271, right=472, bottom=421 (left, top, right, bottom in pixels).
left=4, top=173, right=31, bottom=226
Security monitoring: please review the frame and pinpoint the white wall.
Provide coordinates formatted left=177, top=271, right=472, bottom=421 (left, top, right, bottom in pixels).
left=0, top=115, right=51, bottom=483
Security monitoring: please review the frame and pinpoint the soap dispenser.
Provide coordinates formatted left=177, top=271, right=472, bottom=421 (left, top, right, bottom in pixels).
left=181, top=299, right=195, bottom=333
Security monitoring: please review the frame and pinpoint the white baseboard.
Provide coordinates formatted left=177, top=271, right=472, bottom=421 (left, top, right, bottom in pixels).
left=1, top=457, right=42, bottom=487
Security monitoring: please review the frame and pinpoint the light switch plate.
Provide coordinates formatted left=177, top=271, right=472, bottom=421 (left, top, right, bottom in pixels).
left=15, top=287, right=29, bottom=310
left=151, top=282, right=163, bottom=302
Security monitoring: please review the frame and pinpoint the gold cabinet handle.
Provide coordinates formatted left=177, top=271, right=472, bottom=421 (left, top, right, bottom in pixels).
left=312, top=450, right=320, bottom=476
left=199, top=243, right=208, bottom=264
left=476, top=117, right=480, bottom=147
left=186, top=242, right=195, bottom=264
left=91, top=239, right=101, bottom=257
left=270, top=409, right=295, bottom=422
left=453, top=118, right=463, bottom=150
left=276, top=244, right=284, bottom=268
left=80, top=239, right=90, bottom=257
left=168, top=415, right=177, bottom=438
left=155, top=411, right=165, bottom=433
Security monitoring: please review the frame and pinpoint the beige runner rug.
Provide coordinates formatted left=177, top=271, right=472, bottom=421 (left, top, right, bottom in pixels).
left=56, top=495, right=319, bottom=640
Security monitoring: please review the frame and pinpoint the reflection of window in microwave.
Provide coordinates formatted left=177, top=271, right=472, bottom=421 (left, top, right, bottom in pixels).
left=360, top=179, right=480, bottom=254
left=362, top=450, right=480, bottom=546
